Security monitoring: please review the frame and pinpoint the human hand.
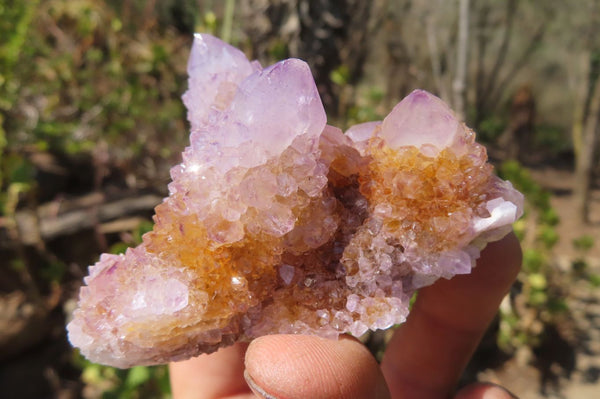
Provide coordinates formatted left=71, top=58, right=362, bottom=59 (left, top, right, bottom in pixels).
left=169, top=232, right=521, bottom=399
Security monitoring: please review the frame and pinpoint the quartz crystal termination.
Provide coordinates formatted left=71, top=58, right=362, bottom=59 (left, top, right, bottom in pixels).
left=67, top=34, right=524, bottom=368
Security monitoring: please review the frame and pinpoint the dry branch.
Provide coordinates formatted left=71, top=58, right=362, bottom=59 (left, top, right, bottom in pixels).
left=1, top=193, right=161, bottom=248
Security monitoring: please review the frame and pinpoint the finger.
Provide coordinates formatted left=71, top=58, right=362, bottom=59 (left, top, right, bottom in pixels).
left=169, top=342, right=254, bottom=399
left=381, top=232, right=522, bottom=398
left=244, top=334, right=390, bottom=399
left=454, top=383, right=518, bottom=399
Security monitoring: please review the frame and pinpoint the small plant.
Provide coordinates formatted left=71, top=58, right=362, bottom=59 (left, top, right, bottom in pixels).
left=538, top=225, right=559, bottom=249
left=477, top=114, right=506, bottom=143
left=589, top=273, right=600, bottom=288
left=571, top=234, right=597, bottom=287
left=572, top=234, right=595, bottom=252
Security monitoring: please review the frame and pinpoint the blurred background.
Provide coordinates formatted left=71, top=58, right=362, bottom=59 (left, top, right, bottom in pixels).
left=1, top=0, right=599, bottom=398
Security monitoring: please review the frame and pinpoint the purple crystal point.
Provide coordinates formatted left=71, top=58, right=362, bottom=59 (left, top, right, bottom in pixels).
left=225, top=59, right=326, bottom=161
left=380, top=89, right=460, bottom=153
left=183, top=33, right=259, bottom=132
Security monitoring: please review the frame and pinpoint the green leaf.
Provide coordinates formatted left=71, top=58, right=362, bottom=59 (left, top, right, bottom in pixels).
left=523, top=249, right=544, bottom=273
left=528, top=290, right=547, bottom=306
left=547, top=298, right=569, bottom=313
left=109, top=242, right=130, bottom=255
left=330, top=65, right=350, bottom=86
left=538, top=226, right=559, bottom=249
left=5, top=154, right=34, bottom=184
left=540, top=208, right=560, bottom=226
left=133, top=220, right=154, bottom=244
left=528, top=273, right=547, bottom=290
left=573, top=235, right=595, bottom=252
left=39, top=260, right=66, bottom=282
left=408, top=291, right=417, bottom=310
left=82, top=364, right=102, bottom=384
left=125, top=366, right=151, bottom=389
left=512, top=219, right=526, bottom=241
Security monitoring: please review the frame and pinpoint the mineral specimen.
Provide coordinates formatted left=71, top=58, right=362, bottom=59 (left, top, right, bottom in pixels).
left=67, top=34, right=523, bottom=368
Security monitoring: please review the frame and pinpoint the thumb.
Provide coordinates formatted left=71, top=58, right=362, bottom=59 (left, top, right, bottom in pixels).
left=244, top=334, right=390, bottom=399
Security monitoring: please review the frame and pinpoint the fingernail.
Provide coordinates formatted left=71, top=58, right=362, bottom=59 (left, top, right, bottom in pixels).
left=243, top=369, right=279, bottom=399
left=483, top=385, right=519, bottom=399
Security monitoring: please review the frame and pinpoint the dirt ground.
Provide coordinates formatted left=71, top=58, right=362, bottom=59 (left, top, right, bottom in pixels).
left=475, top=165, right=600, bottom=399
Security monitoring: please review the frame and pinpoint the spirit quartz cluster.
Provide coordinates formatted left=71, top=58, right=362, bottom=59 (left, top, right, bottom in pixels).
left=67, top=34, right=524, bottom=368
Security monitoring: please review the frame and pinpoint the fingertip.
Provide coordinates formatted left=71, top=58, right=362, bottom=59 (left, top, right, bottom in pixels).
left=169, top=343, right=250, bottom=399
left=454, top=383, right=519, bottom=399
left=479, top=231, right=522, bottom=284
left=244, top=334, right=390, bottom=399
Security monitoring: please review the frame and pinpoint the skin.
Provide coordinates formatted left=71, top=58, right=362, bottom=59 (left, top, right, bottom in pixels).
left=169, top=232, right=522, bottom=399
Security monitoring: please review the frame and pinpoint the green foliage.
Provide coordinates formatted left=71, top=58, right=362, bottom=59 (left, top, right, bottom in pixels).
left=347, top=104, right=381, bottom=126
left=268, top=40, right=289, bottom=61
left=330, top=65, right=351, bottom=86
left=534, top=124, right=571, bottom=155
left=409, top=291, right=417, bottom=310
left=3, top=153, right=35, bottom=185
left=512, top=218, right=526, bottom=241
left=155, top=0, right=198, bottom=35
left=0, top=0, right=197, bottom=220
left=571, top=234, right=598, bottom=288
left=10, top=258, right=26, bottom=272
left=0, top=0, right=38, bottom=195
left=538, top=225, right=559, bottom=249
left=497, top=160, right=570, bottom=351
left=134, top=220, right=155, bottom=242
left=523, top=248, right=544, bottom=273
left=499, top=161, right=555, bottom=218
left=477, top=115, right=506, bottom=143
left=220, top=0, right=235, bottom=44
left=589, top=273, right=600, bottom=288
left=200, top=11, right=218, bottom=35
left=0, top=0, right=37, bottom=102
left=80, top=359, right=171, bottom=399
left=498, top=309, right=520, bottom=349
left=109, top=241, right=131, bottom=255
left=572, top=234, right=595, bottom=252
left=546, top=297, right=569, bottom=314
left=39, top=259, right=67, bottom=283
left=0, top=153, right=35, bottom=215
left=346, top=87, right=385, bottom=127
left=528, top=273, right=547, bottom=291
left=539, top=207, right=560, bottom=226
left=2, top=0, right=190, bottom=194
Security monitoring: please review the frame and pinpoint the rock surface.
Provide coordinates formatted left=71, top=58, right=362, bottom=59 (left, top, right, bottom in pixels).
left=67, top=34, right=523, bottom=368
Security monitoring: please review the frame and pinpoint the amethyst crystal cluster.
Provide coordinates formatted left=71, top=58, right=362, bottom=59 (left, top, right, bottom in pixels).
left=67, top=34, right=523, bottom=368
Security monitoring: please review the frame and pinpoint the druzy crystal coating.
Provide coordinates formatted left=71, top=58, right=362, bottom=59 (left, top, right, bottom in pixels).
left=67, top=34, right=523, bottom=368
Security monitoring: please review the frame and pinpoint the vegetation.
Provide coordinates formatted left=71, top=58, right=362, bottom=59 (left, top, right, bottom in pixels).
left=497, top=161, right=565, bottom=350
left=1, top=1, right=599, bottom=398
